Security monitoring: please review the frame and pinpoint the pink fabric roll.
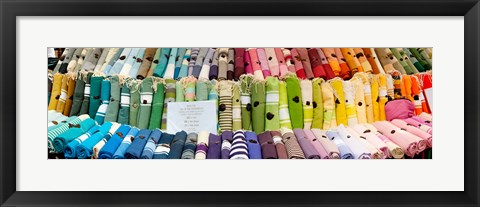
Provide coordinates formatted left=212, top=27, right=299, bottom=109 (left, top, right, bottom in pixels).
left=290, top=49, right=307, bottom=79
left=248, top=48, right=264, bottom=80
left=411, top=116, right=432, bottom=127
left=373, top=121, right=425, bottom=157
left=403, top=118, right=432, bottom=135
left=391, top=119, right=432, bottom=148
left=351, top=124, right=389, bottom=159
left=256, top=48, right=271, bottom=77
left=418, top=112, right=432, bottom=122
left=296, top=48, right=314, bottom=79
left=336, top=125, right=371, bottom=159
left=363, top=123, right=404, bottom=159
left=265, top=48, right=280, bottom=77
left=244, top=50, right=253, bottom=74
left=282, top=48, right=296, bottom=73
left=311, top=129, right=340, bottom=159
left=275, top=48, right=289, bottom=76
left=304, top=129, right=330, bottom=159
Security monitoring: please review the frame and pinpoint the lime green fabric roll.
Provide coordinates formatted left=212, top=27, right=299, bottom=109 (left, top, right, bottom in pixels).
left=285, top=75, right=303, bottom=129
left=265, top=77, right=280, bottom=131
left=240, top=75, right=253, bottom=130
left=278, top=81, right=292, bottom=129
left=232, top=83, right=242, bottom=131
left=195, top=80, right=210, bottom=101
left=300, top=79, right=313, bottom=129
left=390, top=48, right=414, bottom=74
left=161, top=79, right=176, bottom=130
left=251, top=80, right=266, bottom=134
left=148, top=78, right=164, bottom=130
left=137, top=77, right=153, bottom=129
left=175, top=81, right=185, bottom=102
left=129, top=80, right=141, bottom=127
left=312, top=78, right=324, bottom=129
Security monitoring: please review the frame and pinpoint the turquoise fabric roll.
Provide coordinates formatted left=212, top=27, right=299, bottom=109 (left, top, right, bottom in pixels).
left=88, top=76, right=105, bottom=119
left=53, top=118, right=96, bottom=153
left=153, top=48, right=171, bottom=77
left=76, top=122, right=113, bottom=159
left=94, top=79, right=111, bottom=125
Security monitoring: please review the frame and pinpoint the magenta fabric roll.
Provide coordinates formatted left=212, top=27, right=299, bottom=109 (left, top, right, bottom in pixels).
left=304, top=129, right=329, bottom=159
left=234, top=48, right=245, bottom=80
left=244, top=50, right=253, bottom=74
left=411, top=116, right=432, bottom=127
left=256, top=48, right=271, bottom=77
left=373, top=121, right=425, bottom=157
left=403, top=118, right=432, bottom=135
left=293, top=128, right=320, bottom=159
left=275, top=48, right=289, bottom=76
left=257, top=131, right=278, bottom=159
left=391, top=119, right=432, bottom=148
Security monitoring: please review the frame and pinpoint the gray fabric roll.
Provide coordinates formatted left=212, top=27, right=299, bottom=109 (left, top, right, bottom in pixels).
left=181, top=133, right=198, bottom=159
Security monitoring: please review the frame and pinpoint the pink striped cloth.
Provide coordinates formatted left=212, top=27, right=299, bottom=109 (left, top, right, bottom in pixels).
left=346, top=127, right=383, bottom=159
left=265, top=48, right=280, bottom=77
left=351, top=124, right=389, bottom=159
left=403, top=117, right=432, bottom=135
left=257, top=48, right=271, bottom=78
left=244, top=50, right=253, bottom=74
left=373, top=121, right=425, bottom=157
left=296, top=48, right=314, bottom=79
left=411, top=115, right=432, bottom=127
left=282, top=48, right=296, bottom=73
left=304, top=129, right=330, bottom=159
left=311, top=129, right=340, bottom=159
left=275, top=48, right=289, bottom=76
left=363, top=123, right=404, bottom=159
left=248, top=48, right=264, bottom=80
left=391, top=119, right=432, bottom=147
left=290, top=49, right=306, bottom=79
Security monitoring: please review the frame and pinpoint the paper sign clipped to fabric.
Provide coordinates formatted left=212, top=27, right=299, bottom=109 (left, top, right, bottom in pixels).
left=167, top=101, right=217, bottom=134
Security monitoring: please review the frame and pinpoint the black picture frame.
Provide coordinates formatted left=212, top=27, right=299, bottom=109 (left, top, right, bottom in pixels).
left=1, top=0, right=479, bottom=206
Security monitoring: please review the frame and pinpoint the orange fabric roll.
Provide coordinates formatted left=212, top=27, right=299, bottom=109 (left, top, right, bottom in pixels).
left=362, top=48, right=382, bottom=74
left=340, top=48, right=362, bottom=75
left=334, top=48, right=351, bottom=79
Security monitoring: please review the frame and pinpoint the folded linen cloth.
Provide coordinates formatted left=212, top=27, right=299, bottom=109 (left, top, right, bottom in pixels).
left=362, top=48, right=384, bottom=74
left=192, top=48, right=209, bottom=78
left=321, top=81, right=336, bottom=130
left=98, top=125, right=131, bottom=159
left=280, top=128, right=305, bottom=159
left=334, top=48, right=352, bottom=79
left=169, top=131, right=188, bottom=159
left=103, top=75, right=120, bottom=122
left=124, top=128, right=152, bottom=159
left=195, top=80, right=210, bottom=101
left=265, top=77, right=280, bottom=131
left=290, top=49, right=307, bottom=79
left=195, top=131, right=210, bottom=159
left=153, top=132, right=175, bottom=159
left=257, top=48, right=271, bottom=78
left=351, top=124, right=389, bottom=159
left=80, top=48, right=103, bottom=72
left=218, top=80, right=234, bottom=131
left=416, top=113, right=432, bottom=125
left=245, top=131, right=262, bottom=159
left=126, top=48, right=146, bottom=78
left=148, top=78, right=164, bottom=130
left=53, top=118, right=96, bottom=153
left=63, top=125, right=100, bottom=158
left=209, top=50, right=219, bottom=80
left=308, top=48, right=326, bottom=79
left=79, top=72, right=93, bottom=115
left=374, top=48, right=402, bottom=74
left=140, top=129, right=162, bottom=159
left=257, top=131, right=277, bottom=159
left=117, top=80, right=131, bottom=124
left=285, top=75, right=304, bottom=129
left=227, top=49, right=235, bottom=80
left=136, top=77, right=153, bottom=129
left=145, top=49, right=161, bottom=78
left=311, top=129, right=340, bottom=159
left=88, top=76, right=105, bottom=119
left=391, top=119, right=432, bottom=147
left=248, top=48, right=264, bottom=80
left=232, top=84, right=242, bottom=131
left=373, top=121, right=425, bottom=157
left=353, top=73, right=374, bottom=123
left=330, top=78, right=348, bottom=126
left=346, top=127, right=383, bottom=159
left=403, top=48, right=425, bottom=72
left=265, top=48, right=279, bottom=76
left=363, top=123, right=404, bottom=158
left=206, top=133, right=222, bottom=159
left=153, top=48, right=172, bottom=77
left=220, top=131, right=233, bottom=159
left=409, top=48, right=431, bottom=71
left=218, top=48, right=228, bottom=80
left=136, top=48, right=157, bottom=79
left=304, top=129, right=329, bottom=159
left=94, top=79, right=111, bottom=124
left=349, top=77, right=367, bottom=124
left=174, top=48, right=187, bottom=79
left=177, top=49, right=191, bottom=79
left=73, top=48, right=92, bottom=73
left=282, top=48, right=296, bottom=73
left=76, top=122, right=115, bottom=159
left=342, top=80, right=358, bottom=126
left=180, top=76, right=196, bottom=102
left=370, top=74, right=380, bottom=122
left=336, top=125, right=371, bottom=159
left=161, top=79, right=176, bottom=130
left=390, top=48, right=414, bottom=74
left=69, top=72, right=85, bottom=116
left=300, top=79, right=313, bottom=129
left=294, top=128, right=320, bottom=159
left=188, top=48, right=200, bottom=76
left=275, top=48, right=289, bottom=76
left=61, top=73, right=77, bottom=115
left=175, top=80, right=184, bottom=102
left=270, top=131, right=288, bottom=159
left=48, top=73, right=64, bottom=110
left=230, top=130, right=249, bottom=159
left=312, top=78, right=324, bottom=129
left=378, top=74, right=389, bottom=121
left=234, top=48, right=245, bottom=80
left=129, top=80, right=141, bottom=127
left=321, top=48, right=341, bottom=79
left=113, top=127, right=139, bottom=159
left=278, top=81, right=292, bottom=129
left=251, top=80, right=266, bottom=134
left=239, top=75, right=253, bottom=130
left=404, top=117, right=432, bottom=134
left=99, top=48, right=123, bottom=73
left=181, top=133, right=197, bottom=159
left=163, top=48, right=178, bottom=79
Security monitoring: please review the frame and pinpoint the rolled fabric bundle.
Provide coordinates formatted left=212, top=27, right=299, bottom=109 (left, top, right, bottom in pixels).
left=251, top=80, right=266, bottom=134
left=311, top=129, right=340, bottom=159
left=230, top=130, right=249, bottom=159
left=372, top=121, right=423, bottom=157
left=118, top=48, right=139, bottom=76
left=181, top=76, right=196, bottom=102
left=104, top=75, right=121, bottom=122
left=404, top=118, right=432, bottom=135
left=353, top=48, right=372, bottom=73
left=264, top=77, right=280, bottom=131
left=244, top=49, right=253, bottom=74
left=140, top=129, right=162, bottom=159
left=330, top=78, right=348, bottom=126
left=218, top=80, right=234, bottom=131
left=100, top=48, right=123, bottom=73
left=294, top=129, right=320, bottom=159
left=192, top=48, right=209, bottom=78
left=278, top=81, right=292, bottom=129
left=280, top=128, right=305, bottom=159
left=390, top=48, right=414, bottom=74
left=195, top=131, right=210, bottom=160
left=312, top=78, right=324, bottom=129
left=48, top=73, right=64, bottom=110
left=374, top=48, right=401, bottom=74
left=386, top=73, right=396, bottom=101
left=62, top=73, right=76, bottom=116
left=161, top=79, right=176, bottom=130
left=391, top=119, right=432, bottom=148
left=419, top=48, right=432, bottom=65
left=304, top=129, right=329, bottom=159
left=245, top=131, right=262, bottom=159
left=321, top=81, right=336, bottom=130
left=129, top=80, right=141, bottom=127
left=257, top=48, right=272, bottom=77
left=195, top=80, right=210, bottom=101
left=218, top=48, right=228, bottom=80
left=68, top=48, right=89, bottom=73
left=321, top=48, right=341, bottom=77
left=91, top=123, right=121, bottom=159
left=207, top=80, right=219, bottom=104
left=409, top=48, right=431, bottom=71
left=334, top=48, right=352, bottom=80
left=290, top=49, right=307, bottom=79
left=206, top=133, right=222, bottom=159
left=69, top=71, right=85, bottom=116
left=94, top=79, right=111, bottom=125
left=265, top=48, right=279, bottom=76
left=401, top=75, right=413, bottom=101
left=113, top=127, right=139, bottom=159
left=64, top=125, right=100, bottom=158
left=227, top=49, right=235, bottom=80
left=248, top=48, right=264, bottom=80
left=414, top=113, right=432, bottom=126
left=53, top=118, right=96, bottom=153
left=198, top=48, right=216, bottom=80
left=181, top=133, right=197, bottom=159
left=168, top=131, right=188, bottom=159
left=152, top=48, right=171, bottom=77
left=308, top=48, right=327, bottom=79
left=209, top=49, right=219, bottom=80
left=148, top=78, right=164, bottom=130
left=270, top=131, right=288, bottom=159
left=257, top=131, right=277, bottom=159
left=341, top=48, right=362, bottom=74
left=353, top=73, right=374, bottom=123
left=89, top=76, right=105, bottom=119
left=300, top=79, right=313, bottom=129
left=351, top=129, right=384, bottom=159
left=403, top=48, right=425, bottom=72
left=362, top=48, right=385, bottom=74
left=316, top=49, right=336, bottom=80
left=274, top=48, right=289, bottom=76
left=93, top=48, right=110, bottom=72
left=177, top=49, right=191, bottom=79
left=54, top=48, right=73, bottom=73
left=221, top=131, right=233, bottom=159
left=81, top=48, right=103, bottom=72
left=127, top=48, right=146, bottom=78
left=370, top=75, right=380, bottom=122
left=282, top=48, right=296, bottom=73
left=410, top=76, right=423, bottom=114
left=117, top=81, right=131, bottom=124
left=364, top=123, right=404, bottom=159
left=232, top=84, right=242, bottom=131
left=188, top=48, right=200, bottom=76
left=239, top=75, right=253, bottom=130
left=48, top=115, right=88, bottom=152
left=145, top=49, right=161, bottom=78
left=296, top=48, right=314, bottom=79
left=348, top=126, right=386, bottom=159
left=74, top=48, right=93, bottom=73
left=55, top=74, right=69, bottom=113
left=336, top=125, right=371, bottom=159
left=163, top=48, right=178, bottom=79
left=350, top=77, right=367, bottom=124
left=285, top=75, right=304, bottom=129
left=136, top=77, right=154, bottom=129
left=378, top=74, right=388, bottom=121
left=234, top=48, right=245, bottom=80
left=174, top=48, right=187, bottom=79
left=75, top=122, right=114, bottom=159
left=123, top=128, right=152, bottom=159
left=342, top=80, right=358, bottom=126
left=98, top=125, right=131, bottom=159
left=79, top=72, right=93, bottom=115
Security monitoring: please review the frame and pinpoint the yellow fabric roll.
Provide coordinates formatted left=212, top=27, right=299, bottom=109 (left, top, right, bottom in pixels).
left=342, top=80, right=358, bottom=126
left=350, top=77, right=367, bottom=124
left=370, top=75, right=380, bottom=122
left=321, top=82, right=335, bottom=130
left=48, top=73, right=65, bottom=110
left=55, top=74, right=69, bottom=113
left=330, top=78, right=347, bottom=126
left=353, top=73, right=374, bottom=123
left=378, top=74, right=388, bottom=121
left=341, top=48, right=362, bottom=74
left=63, top=72, right=77, bottom=116
left=353, top=48, right=373, bottom=73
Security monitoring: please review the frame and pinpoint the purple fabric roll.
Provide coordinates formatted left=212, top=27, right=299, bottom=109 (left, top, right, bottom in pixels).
left=221, top=130, right=233, bottom=159
left=209, top=50, right=219, bottom=80
left=270, top=131, right=288, bottom=159
left=257, top=131, right=278, bottom=159
left=206, top=133, right=221, bottom=159
left=227, top=49, right=235, bottom=80
left=294, top=128, right=320, bottom=159
left=245, top=131, right=262, bottom=159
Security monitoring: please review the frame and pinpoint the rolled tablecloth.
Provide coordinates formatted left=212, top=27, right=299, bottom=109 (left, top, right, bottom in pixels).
left=148, top=78, right=164, bottom=130
left=275, top=48, right=289, bottom=76
left=206, top=133, right=222, bottom=159
left=321, top=81, right=336, bottom=130
left=353, top=48, right=373, bottom=73
left=169, top=131, right=188, bottom=159
left=336, top=125, right=371, bottom=159
left=177, top=49, right=191, bottom=79
left=62, top=73, right=76, bottom=116
left=230, top=130, right=249, bottom=159
left=53, top=118, right=96, bottom=153
left=141, top=129, right=162, bottom=159
left=181, top=133, right=197, bottom=159
left=136, top=48, right=157, bottom=80
left=312, top=78, right=324, bottom=129
left=290, top=49, right=306, bottom=79
left=311, top=129, right=340, bottom=159
left=404, top=117, right=432, bottom=135
left=161, top=79, right=176, bottom=130
left=304, top=129, right=329, bottom=159
left=94, top=79, right=111, bottom=124
left=391, top=119, right=432, bottom=147
left=218, top=48, right=228, bottom=80
left=119, top=48, right=140, bottom=76
left=48, top=73, right=64, bottom=110
left=227, top=49, right=235, bottom=80
left=351, top=124, right=389, bottom=159
left=128, top=48, right=146, bottom=78
left=234, top=48, right=245, bottom=80
left=293, top=128, right=320, bottom=159
left=265, top=77, right=280, bottom=131
left=188, top=48, right=200, bottom=76
left=55, top=74, right=69, bottom=113
left=325, top=130, right=354, bottom=159
left=251, top=80, right=266, bottom=134
left=117, top=80, right=131, bottom=124
left=69, top=71, right=85, bottom=116
left=76, top=122, right=114, bottom=159
left=334, top=48, right=352, bottom=79
left=330, top=78, right=347, bottom=126
left=136, top=77, right=153, bottom=129
left=239, top=75, right=253, bottom=130
left=221, top=131, right=233, bottom=159
left=257, top=131, right=277, bottom=159
left=373, top=121, right=424, bottom=158
left=300, top=79, right=313, bottom=129
left=308, top=48, right=327, bottom=79
left=285, top=75, right=303, bottom=129
left=342, top=80, right=358, bottom=126
left=257, top=48, right=271, bottom=77
left=270, top=131, right=288, bottom=159
left=174, top=48, right=187, bottom=79
left=364, top=123, right=404, bottom=159
left=346, top=127, right=383, bottom=159
left=79, top=72, right=93, bottom=115
left=245, top=131, right=261, bottom=159
left=248, top=48, right=264, bottom=80
left=218, top=80, right=234, bottom=131
left=362, top=48, right=385, bottom=74
left=192, top=48, right=208, bottom=78
left=282, top=48, right=296, bottom=73
left=195, top=131, right=210, bottom=160
left=88, top=76, right=105, bottom=119
left=163, top=48, right=178, bottom=79
left=209, top=49, right=219, bottom=80
left=63, top=125, right=100, bottom=158
left=91, top=123, right=121, bottom=159
left=321, top=48, right=341, bottom=79
left=124, top=128, right=152, bottom=159
left=113, top=127, right=139, bottom=159
left=153, top=48, right=171, bottom=77
left=128, top=80, right=141, bottom=127
left=280, top=128, right=305, bottom=159
left=232, top=84, right=242, bottom=131
left=153, top=132, right=175, bottom=159
left=99, top=125, right=131, bottom=159
left=296, top=48, right=314, bottom=79
left=265, top=48, right=279, bottom=76
left=350, top=77, right=367, bottom=124
left=278, top=81, right=292, bottom=129
left=104, top=75, right=121, bottom=122
left=47, top=115, right=87, bottom=152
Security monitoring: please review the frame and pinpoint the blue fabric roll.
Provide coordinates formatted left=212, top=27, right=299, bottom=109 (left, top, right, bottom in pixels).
left=325, top=131, right=354, bottom=159
left=153, top=133, right=174, bottom=159
left=153, top=48, right=171, bottom=77
left=75, top=122, right=113, bottom=159
left=124, top=129, right=152, bottom=159
left=245, top=131, right=262, bottom=159
left=181, top=133, right=197, bottom=159
left=53, top=118, right=96, bottom=153
left=173, top=48, right=187, bottom=79
left=113, top=127, right=139, bottom=159
left=94, top=80, right=111, bottom=125
left=206, top=133, right=221, bottom=159
left=168, top=131, right=187, bottom=159
left=98, top=125, right=131, bottom=159
left=64, top=125, right=99, bottom=159
left=141, top=129, right=163, bottom=159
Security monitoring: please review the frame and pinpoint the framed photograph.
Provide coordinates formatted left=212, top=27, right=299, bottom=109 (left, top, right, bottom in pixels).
left=1, top=0, right=479, bottom=206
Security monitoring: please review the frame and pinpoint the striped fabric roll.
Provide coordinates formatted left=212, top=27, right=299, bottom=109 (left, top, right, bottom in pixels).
left=230, top=130, right=249, bottom=159
left=353, top=48, right=373, bottom=74
left=218, top=80, right=234, bottom=131
left=311, top=129, right=340, bottom=159
left=374, top=48, right=399, bottom=74
left=137, top=77, right=153, bottom=129
left=55, top=74, right=68, bottom=113
left=113, top=127, right=139, bottom=159
left=98, top=125, right=131, bottom=159
left=270, top=131, right=288, bottom=159
left=300, top=79, right=313, bottom=129
left=363, top=123, right=404, bottom=159
left=251, top=80, right=266, bottom=134
left=206, top=133, right=222, bottom=159
left=353, top=73, right=374, bottom=123
left=321, top=48, right=341, bottom=77
left=304, top=129, right=329, bottom=159
left=53, top=48, right=71, bottom=73
left=245, top=131, right=262, bottom=159
left=104, top=75, right=121, bottom=122
left=308, top=48, right=326, bottom=79
left=163, top=48, right=178, bottom=79
left=119, top=48, right=140, bottom=76
left=348, top=127, right=383, bottom=159
left=195, top=80, right=209, bottom=101
left=336, top=125, right=371, bottom=159
left=81, top=48, right=102, bottom=72
left=274, top=48, right=288, bottom=76
left=136, top=48, right=157, bottom=80
left=264, top=77, right=280, bottom=131
left=350, top=77, right=367, bottom=124
left=342, top=80, right=358, bottom=126
left=264, top=48, right=279, bottom=77
left=117, top=81, right=130, bottom=124
left=64, top=125, right=100, bottom=159
left=390, top=48, right=413, bottom=74
left=244, top=49, right=253, bottom=74
left=93, top=48, right=109, bottom=72
left=334, top=48, right=352, bottom=80
left=193, top=48, right=208, bottom=78
left=161, top=79, right=176, bottom=130
left=218, top=48, right=228, bottom=80
left=89, top=76, right=105, bottom=119
left=63, top=73, right=76, bottom=116
left=188, top=48, right=200, bottom=76
left=94, top=79, right=111, bottom=125
left=239, top=75, right=252, bottom=130
left=76, top=122, right=114, bottom=159
left=79, top=72, right=93, bottom=115
left=351, top=124, right=389, bottom=159
left=221, top=131, right=233, bottom=159
left=145, top=48, right=160, bottom=78
left=169, top=131, right=188, bottom=159
left=391, top=119, right=432, bottom=148
left=403, top=48, right=425, bottom=72
left=175, top=81, right=184, bottom=102
left=129, top=80, right=141, bottom=127
left=47, top=115, right=87, bottom=152
left=195, top=131, right=210, bottom=159
left=234, top=48, right=245, bottom=80
left=128, top=48, right=146, bottom=78
left=177, top=49, right=191, bottom=79
left=321, top=81, right=336, bottom=130
left=148, top=78, right=164, bottom=130
left=280, top=128, right=305, bottom=159
left=278, top=81, right=292, bottom=129
left=232, top=84, right=242, bottom=131
left=398, top=49, right=419, bottom=74
left=48, top=73, right=64, bottom=110
left=140, top=129, right=162, bottom=159
left=296, top=48, right=314, bottom=79
left=174, top=48, right=187, bottom=79
left=181, top=133, right=197, bottom=159
left=100, top=48, right=123, bottom=73
left=209, top=49, right=219, bottom=80
left=325, top=130, right=354, bottom=159
left=53, top=118, right=97, bottom=153
left=227, top=49, right=235, bottom=80
left=330, top=78, right=347, bottom=126
left=208, top=80, right=219, bottom=105
left=108, top=49, right=131, bottom=75
left=290, top=49, right=306, bottom=79
left=294, top=129, right=320, bottom=159
left=378, top=74, right=388, bottom=121
left=124, top=128, right=152, bottom=159
left=257, top=48, right=271, bottom=78
left=182, top=76, right=196, bottom=102
left=316, top=48, right=336, bottom=80
left=282, top=48, right=296, bottom=73
left=153, top=132, right=175, bottom=159
left=285, top=75, right=303, bottom=129
left=92, top=123, right=121, bottom=159
left=74, top=48, right=92, bottom=73
left=312, top=78, right=324, bottom=129
left=153, top=48, right=171, bottom=77
left=257, top=131, right=277, bottom=159
left=341, top=48, right=362, bottom=75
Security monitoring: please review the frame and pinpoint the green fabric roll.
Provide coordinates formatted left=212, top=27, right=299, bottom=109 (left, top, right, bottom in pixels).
left=232, top=83, right=242, bottom=131
left=104, top=75, right=121, bottom=122
left=69, top=71, right=85, bottom=116
left=148, top=78, right=164, bottom=130
left=403, top=48, right=425, bottom=72
left=175, top=81, right=185, bottom=102
left=117, top=81, right=130, bottom=124
left=79, top=72, right=93, bottom=115
left=240, top=75, right=253, bottom=130
left=278, top=81, right=292, bottom=129
left=183, top=76, right=196, bottom=102
left=390, top=48, right=414, bottom=74
left=265, top=77, right=280, bottom=131
left=161, top=79, right=176, bottom=130
left=398, top=49, right=420, bottom=74
left=251, top=80, right=266, bottom=134
left=88, top=76, right=105, bottom=119
left=137, top=77, right=153, bottom=129
left=129, top=80, right=141, bottom=127
left=218, top=80, right=233, bottom=132
left=312, top=78, right=324, bottom=129
left=409, top=48, right=431, bottom=71
left=195, top=80, right=210, bottom=101
left=285, top=75, right=303, bottom=129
